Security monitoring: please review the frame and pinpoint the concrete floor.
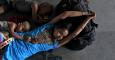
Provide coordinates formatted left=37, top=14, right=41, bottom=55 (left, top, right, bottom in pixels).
left=28, top=31, right=115, bottom=60
left=56, top=0, right=115, bottom=60
left=29, top=0, right=115, bottom=60
left=54, top=31, right=115, bottom=60
left=1, top=0, right=115, bottom=60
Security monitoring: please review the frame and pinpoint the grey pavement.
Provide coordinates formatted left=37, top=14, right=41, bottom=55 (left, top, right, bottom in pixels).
left=1, top=0, right=115, bottom=60
left=29, top=31, right=115, bottom=60
left=29, top=0, right=115, bottom=60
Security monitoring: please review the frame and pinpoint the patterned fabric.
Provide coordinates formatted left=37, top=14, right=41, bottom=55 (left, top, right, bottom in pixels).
left=2, top=23, right=59, bottom=60
left=32, top=29, right=53, bottom=44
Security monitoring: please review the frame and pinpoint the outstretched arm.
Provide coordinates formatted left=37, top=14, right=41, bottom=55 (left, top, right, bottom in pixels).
left=58, top=11, right=96, bottom=47
left=49, top=11, right=90, bottom=24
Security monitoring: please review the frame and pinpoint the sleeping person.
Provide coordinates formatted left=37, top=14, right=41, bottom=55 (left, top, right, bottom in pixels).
left=0, top=2, right=61, bottom=49
left=0, top=20, right=31, bottom=40
left=0, top=2, right=54, bottom=42
left=31, top=2, right=54, bottom=25
left=2, top=10, right=95, bottom=60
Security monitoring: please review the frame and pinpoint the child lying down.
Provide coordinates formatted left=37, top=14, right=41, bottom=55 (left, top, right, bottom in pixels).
left=0, top=10, right=90, bottom=49
left=0, top=20, right=31, bottom=40
left=2, top=10, right=95, bottom=60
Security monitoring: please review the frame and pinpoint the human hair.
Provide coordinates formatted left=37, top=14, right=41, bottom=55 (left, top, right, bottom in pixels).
left=55, top=23, right=72, bottom=31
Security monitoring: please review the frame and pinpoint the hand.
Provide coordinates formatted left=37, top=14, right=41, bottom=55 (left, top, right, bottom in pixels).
left=89, top=10, right=96, bottom=16
left=23, top=36, right=32, bottom=42
left=14, top=33, right=23, bottom=40
left=30, top=38, right=38, bottom=44
left=88, top=11, right=96, bottom=20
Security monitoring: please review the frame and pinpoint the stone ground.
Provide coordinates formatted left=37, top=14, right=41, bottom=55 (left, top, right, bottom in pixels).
left=30, top=0, right=115, bottom=60
left=1, top=0, right=115, bottom=60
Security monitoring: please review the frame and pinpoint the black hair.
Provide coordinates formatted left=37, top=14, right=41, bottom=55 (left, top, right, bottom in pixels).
left=55, top=23, right=72, bottom=30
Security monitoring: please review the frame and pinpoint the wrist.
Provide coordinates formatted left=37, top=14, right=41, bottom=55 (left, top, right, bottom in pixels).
left=82, top=12, right=89, bottom=16
left=23, top=35, right=31, bottom=41
left=13, top=33, right=23, bottom=40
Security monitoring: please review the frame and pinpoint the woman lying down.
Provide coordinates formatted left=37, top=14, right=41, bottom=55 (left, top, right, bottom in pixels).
left=0, top=10, right=95, bottom=60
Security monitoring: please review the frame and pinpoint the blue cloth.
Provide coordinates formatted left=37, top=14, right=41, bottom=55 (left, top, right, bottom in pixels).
left=2, top=23, right=59, bottom=60
left=0, top=32, right=4, bottom=43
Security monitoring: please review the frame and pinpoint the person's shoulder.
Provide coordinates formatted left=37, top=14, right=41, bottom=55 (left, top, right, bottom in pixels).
left=47, top=23, right=54, bottom=27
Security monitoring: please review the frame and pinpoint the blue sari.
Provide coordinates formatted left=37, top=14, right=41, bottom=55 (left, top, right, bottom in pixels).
left=2, top=23, right=59, bottom=60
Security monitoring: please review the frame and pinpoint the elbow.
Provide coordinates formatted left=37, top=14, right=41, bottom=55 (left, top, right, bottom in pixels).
left=61, top=11, right=69, bottom=19
left=63, top=11, right=69, bottom=16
